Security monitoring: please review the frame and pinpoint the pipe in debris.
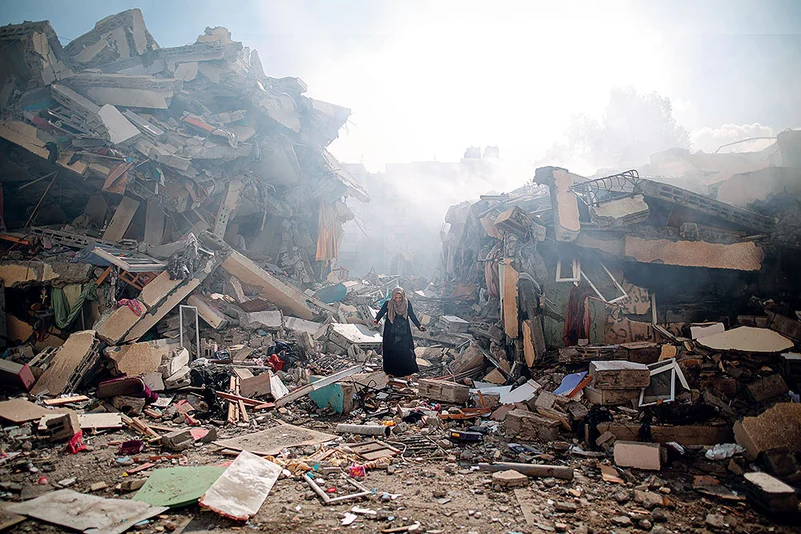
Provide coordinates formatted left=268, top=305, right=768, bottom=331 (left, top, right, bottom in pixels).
left=335, top=424, right=391, bottom=438
left=478, top=462, right=574, bottom=481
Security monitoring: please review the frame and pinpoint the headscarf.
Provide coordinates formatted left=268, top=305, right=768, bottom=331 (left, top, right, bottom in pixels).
left=387, top=287, right=409, bottom=323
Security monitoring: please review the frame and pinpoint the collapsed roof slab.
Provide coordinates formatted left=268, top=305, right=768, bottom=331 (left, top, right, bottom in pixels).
left=221, top=251, right=313, bottom=320
left=0, top=261, right=92, bottom=287
left=0, top=21, right=73, bottom=87
left=64, top=8, right=158, bottom=69
left=624, top=236, right=764, bottom=271
left=697, top=326, right=794, bottom=354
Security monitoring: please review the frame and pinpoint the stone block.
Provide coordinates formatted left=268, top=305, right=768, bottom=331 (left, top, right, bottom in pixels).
left=614, top=441, right=661, bottom=471
left=590, top=361, right=650, bottom=389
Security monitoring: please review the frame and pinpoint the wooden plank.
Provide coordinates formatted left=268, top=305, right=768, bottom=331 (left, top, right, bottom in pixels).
left=500, top=259, right=519, bottom=339
left=102, top=196, right=140, bottom=242
left=522, top=320, right=536, bottom=367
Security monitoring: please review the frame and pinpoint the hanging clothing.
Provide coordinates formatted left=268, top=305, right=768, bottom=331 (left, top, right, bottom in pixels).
left=375, top=294, right=421, bottom=377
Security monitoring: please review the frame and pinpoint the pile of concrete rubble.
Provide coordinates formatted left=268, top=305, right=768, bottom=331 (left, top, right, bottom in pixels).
left=0, top=8, right=800, bottom=534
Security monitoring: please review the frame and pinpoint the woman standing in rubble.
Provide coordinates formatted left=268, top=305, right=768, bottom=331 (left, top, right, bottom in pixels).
left=373, top=287, right=426, bottom=382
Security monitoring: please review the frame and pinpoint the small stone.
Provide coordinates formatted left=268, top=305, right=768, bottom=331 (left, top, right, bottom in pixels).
left=444, top=464, right=458, bottom=474
left=554, top=502, right=577, bottom=513
left=614, top=490, right=630, bottom=504
left=638, top=519, right=653, bottom=530
left=727, top=459, right=744, bottom=475
left=612, top=515, right=632, bottom=527
left=651, top=527, right=670, bottom=534
left=468, top=510, right=475, bottom=516
left=543, top=477, right=557, bottom=488
left=555, top=522, right=568, bottom=532
left=706, top=514, right=725, bottom=529
left=89, top=482, right=107, bottom=492
left=433, top=488, right=447, bottom=498
left=658, top=486, right=671, bottom=494
left=304, top=491, right=316, bottom=500
left=474, top=512, right=482, bottom=519
left=651, top=509, right=668, bottom=523
left=575, top=526, right=589, bottom=534
left=491, top=470, right=528, bottom=488
left=459, top=451, right=472, bottom=461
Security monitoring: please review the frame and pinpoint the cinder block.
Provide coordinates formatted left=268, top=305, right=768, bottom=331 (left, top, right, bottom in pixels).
left=505, top=409, right=560, bottom=441
left=590, top=361, right=650, bottom=389
left=614, top=441, right=661, bottom=471
left=585, top=386, right=640, bottom=406
left=417, top=379, right=469, bottom=404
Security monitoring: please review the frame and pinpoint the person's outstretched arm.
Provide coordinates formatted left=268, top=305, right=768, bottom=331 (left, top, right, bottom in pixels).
left=408, top=301, right=425, bottom=330
left=374, top=301, right=388, bottom=325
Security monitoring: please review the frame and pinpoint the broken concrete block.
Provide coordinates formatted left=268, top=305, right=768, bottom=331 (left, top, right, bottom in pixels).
left=97, top=104, right=140, bottom=145
left=584, top=386, right=640, bottom=406
left=589, top=195, right=650, bottom=228
left=492, top=469, right=529, bottom=488
left=161, top=429, right=194, bottom=451
left=284, top=317, right=323, bottom=336
left=590, top=361, right=650, bottom=389
left=746, top=374, right=789, bottom=403
left=44, top=412, right=80, bottom=441
left=614, top=441, right=661, bottom=471
left=242, top=310, right=283, bottom=329
left=760, top=447, right=800, bottom=478
left=534, top=167, right=581, bottom=242
left=31, top=330, right=98, bottom=396
left=187, top=294, right=227, bottom=330
left=164, top=366, right=191, bottom=390
left=104, top=339, right=177, bottom=376
left=221, top=251, right=313, bottom=320
left=619, top=342, right=661, bottom=364
left=624, top=236, right=764, bottom=271
left=111, top=395, right=145, bottom=415
left=533, top=391, right=558, bottom=411
left=417, top=379, right=470, bottom=404
left=743, top=471, right=798, bottom=514
left=438, top=315, right=470, bottom=333
left=733, top=403, right=801, bottom=460
left=504, top=409, right=560, bottom=442
left=596, top=431, right=616, bottom=452
left=160, top=348, right=190, bottom=379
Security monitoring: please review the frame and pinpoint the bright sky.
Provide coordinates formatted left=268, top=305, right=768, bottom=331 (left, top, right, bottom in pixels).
left=2, top=0, right=801, bottom=173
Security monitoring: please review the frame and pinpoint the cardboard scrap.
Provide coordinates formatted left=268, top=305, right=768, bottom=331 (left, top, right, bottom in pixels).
left=0, top=398, right=62, bottom=424
left=6, top=489, right=167, bottom=534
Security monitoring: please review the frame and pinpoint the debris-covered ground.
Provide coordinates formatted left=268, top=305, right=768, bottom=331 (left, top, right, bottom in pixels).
left=0, top=7, right=801, bottom=534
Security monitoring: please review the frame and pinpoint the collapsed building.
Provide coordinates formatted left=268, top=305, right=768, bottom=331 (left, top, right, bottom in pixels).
left=0, top=8, right=799, bottom=533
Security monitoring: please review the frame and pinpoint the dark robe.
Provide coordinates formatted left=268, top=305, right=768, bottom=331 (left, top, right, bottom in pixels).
left=375, top=299, right=421, bottom=377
